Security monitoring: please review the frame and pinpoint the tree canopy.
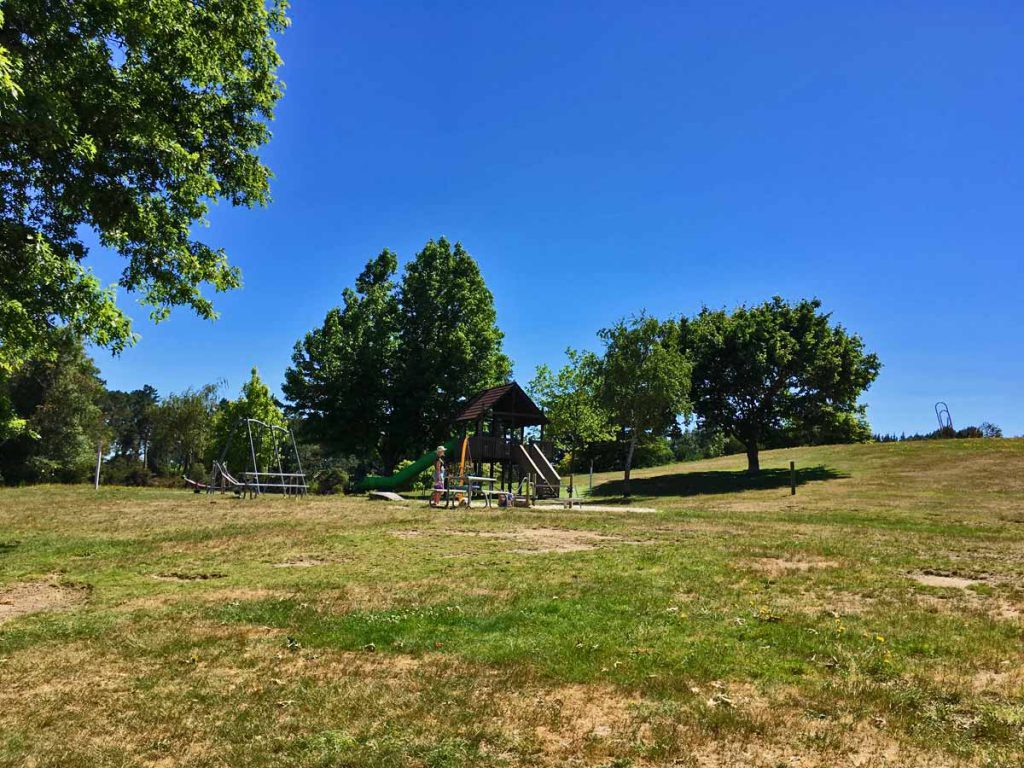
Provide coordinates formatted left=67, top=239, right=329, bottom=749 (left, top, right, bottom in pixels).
left=529, top=348, right=612, bottom=493
left=210, top=368, right=286, bottom=473
left=104, top=386, right=159, bottom=465
left=285, top=238, right=511, bottom=472
left=0, top=330, right=108, bottom=484
left=597, top=315, right=690, bottom=497
left=283, top=251, right=399, bottom=462
left=150, top=384, right=220, bottom=477
left=389, top=238, right=512, bottom=465
left=681, top=297, right=881, bottom=473
left=0, top=0, right=288, bottom=407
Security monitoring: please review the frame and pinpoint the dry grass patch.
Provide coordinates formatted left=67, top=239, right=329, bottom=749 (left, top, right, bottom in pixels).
left=0, top=578, right=87, bottom=624
left=273, top=556, right=332, bottom=568
left=742, top=556, right=840, bottom=578
left=459, top=527, right=640, bottom=554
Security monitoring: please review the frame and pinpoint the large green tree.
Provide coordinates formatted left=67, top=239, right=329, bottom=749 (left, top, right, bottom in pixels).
left=529, top=348, right=612, bottom=496
left=0, top=0, right=288, bottom=434
left=286, top=239, right=511, bottom=472
left=283, top=251, right=399, bottom=464
left=149, top=384, right=220, bottom=476
left=681, top=297, right=881, bottom=473
left=389, top=238, right=512, bottom=466
left=597, top=315, right=690, bottom=498
left=0, top=331, right=108, bottom=484
left=103, top=385, right=159, bottom=465
left=209, top=367, right=286, bottom=474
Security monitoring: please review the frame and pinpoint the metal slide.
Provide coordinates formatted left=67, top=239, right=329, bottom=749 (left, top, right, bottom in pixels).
left=527, top=443, right=561, bottom=489
left=513, top=443, right=559, bottom=498
left=356, top=439, right=459, bottom=492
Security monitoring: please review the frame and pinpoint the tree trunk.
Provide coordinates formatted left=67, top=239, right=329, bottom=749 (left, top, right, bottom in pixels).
left=745, top=445, right=760, bottom=474
left=623, top=433, right=637, bottom=498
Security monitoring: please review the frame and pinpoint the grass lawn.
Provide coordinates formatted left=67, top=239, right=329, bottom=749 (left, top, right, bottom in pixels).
left=1, top=439, right=1022, bottom=767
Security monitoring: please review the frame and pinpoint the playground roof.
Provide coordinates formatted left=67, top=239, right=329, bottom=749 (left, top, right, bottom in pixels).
left=454, top=381, right=548, bottom=427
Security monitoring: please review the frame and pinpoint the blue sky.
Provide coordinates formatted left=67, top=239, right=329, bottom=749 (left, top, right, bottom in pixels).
left=92, top=1, right=1024, bottom=436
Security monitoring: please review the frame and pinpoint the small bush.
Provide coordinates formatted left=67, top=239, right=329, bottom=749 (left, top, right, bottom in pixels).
left=102, top=456, right=154, bottom=486
left=312, top=467, right=349, bottom=495
left=632, top=437, right=675, bottom=468
left=395, top=459, right=433, bottom=492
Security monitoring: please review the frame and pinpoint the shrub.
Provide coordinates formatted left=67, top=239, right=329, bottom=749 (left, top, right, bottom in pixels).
left=101, top=456, right=154, bottom=486
left=632, top=437, right=675, bottom=468
left=394, top=459, right=433, bottom=492
left=312, top=467, right=349, bottom=495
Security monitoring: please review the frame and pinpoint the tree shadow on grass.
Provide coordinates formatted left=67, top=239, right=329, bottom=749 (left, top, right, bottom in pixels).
left=590, top=465, right=845, bottom=500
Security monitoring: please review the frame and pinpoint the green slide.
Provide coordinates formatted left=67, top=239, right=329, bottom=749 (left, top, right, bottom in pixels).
left=356, top=439, right=459, bottom=492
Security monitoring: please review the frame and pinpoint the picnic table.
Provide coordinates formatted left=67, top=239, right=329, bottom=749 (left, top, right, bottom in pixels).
left=434, top=476, right=501, bottom=508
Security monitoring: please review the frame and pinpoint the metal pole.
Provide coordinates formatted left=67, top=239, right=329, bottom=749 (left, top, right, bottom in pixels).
left=246, top=419, right=261, bottom=495
left=589, top=459, right=593, bottom=494
left=289, top=427, right=306, bottom=494
left=94, top=442, right=102, bottom=490
left=790, top=461, right=796, bottom=496
left=271, top=426, right=285, bottom=495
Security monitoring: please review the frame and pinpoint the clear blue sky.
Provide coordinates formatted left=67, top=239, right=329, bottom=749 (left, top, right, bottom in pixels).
left=92, top=1, right=1024, bottom=437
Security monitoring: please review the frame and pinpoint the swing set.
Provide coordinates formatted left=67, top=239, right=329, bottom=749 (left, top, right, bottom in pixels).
left=184, top=418, right=308, bottom=497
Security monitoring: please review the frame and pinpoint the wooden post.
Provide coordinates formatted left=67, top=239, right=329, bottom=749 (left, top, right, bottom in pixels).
left=790, top=461, right=796, bottom=495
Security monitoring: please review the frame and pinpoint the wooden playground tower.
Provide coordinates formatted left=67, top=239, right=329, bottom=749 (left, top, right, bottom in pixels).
left=452, top=382, right=561, bottom=501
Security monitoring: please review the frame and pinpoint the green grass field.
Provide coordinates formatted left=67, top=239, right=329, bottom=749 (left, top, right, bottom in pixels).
left=2, top=440, right=1022, bottom=767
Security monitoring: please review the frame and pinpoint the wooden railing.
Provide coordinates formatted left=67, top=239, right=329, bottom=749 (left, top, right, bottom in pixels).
left=466, top=436, right=557, bottom=464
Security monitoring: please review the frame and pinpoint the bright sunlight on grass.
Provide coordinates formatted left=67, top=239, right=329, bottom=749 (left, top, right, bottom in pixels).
left=2, top=439, right=1022, bottom=767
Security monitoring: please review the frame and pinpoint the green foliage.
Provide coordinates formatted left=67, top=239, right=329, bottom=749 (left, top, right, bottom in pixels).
left=389, top=238, right=512, bottom=466
left=102, top=386, right=159, bottom=464
left=0, top=331, right=108, bottom=484
left=311, top=467, right=350, bottom=495
left=529, top=348, right=612, bottom=456
left=210, top=368, right=287, bottom=473
left=529, top=348, right=613, bottom=491
left=597, top=315, right=691, bottom=496
left=393, top=459, right=434, bottom=492
left=682, top=297, right=881, bottom=473
left=284, top=251, right=399, bottom=462
left=285, top=238, right=511, bottom=472
left=670, top=426, right=726, bottom=462
left=0, top=0, right=288, bottom=425
left=149, top=384, right=221, bottom=475
left=101, top=455, right=153, bottom=487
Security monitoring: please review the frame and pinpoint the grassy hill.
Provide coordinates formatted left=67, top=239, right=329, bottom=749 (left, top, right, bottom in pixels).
left=1, top=439, right=1022, bottom=766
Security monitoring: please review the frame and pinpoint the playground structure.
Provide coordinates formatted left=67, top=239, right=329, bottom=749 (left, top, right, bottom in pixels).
left=357, top=382, right=561, bottom=506
left=184, top=418, right=307, bottom=496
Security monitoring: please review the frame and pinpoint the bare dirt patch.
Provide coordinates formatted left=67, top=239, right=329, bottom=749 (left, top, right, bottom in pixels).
left=743, top=556, right=840, bottom=578
left=0, top=579, right=87, bottom=624
left=153, top=571, right=227, bottom=582
left=273, top=556, right=331, bottom=568
left=533, top=503, right=658, bottom=513
left=781, top=588, right=876, bottom=617
left=390, top=529, right=424, bottom=539
left=910, top=570, right=984, bottom=589
left=467, top=527, right=634, bottom=554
